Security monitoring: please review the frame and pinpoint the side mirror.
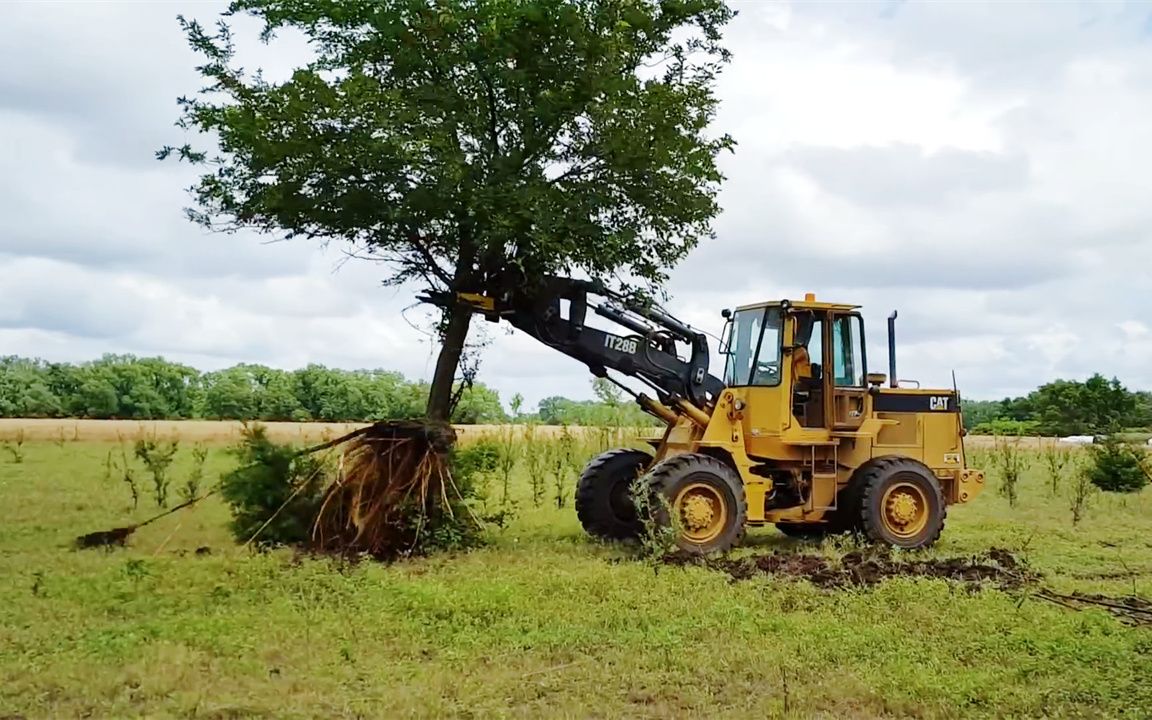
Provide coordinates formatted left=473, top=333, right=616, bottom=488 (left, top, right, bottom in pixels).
left=719, top=317, right=733, bottom=354
left=866, top=373, right=887, bottom=387
left=721, top=308, right=732, bottom=319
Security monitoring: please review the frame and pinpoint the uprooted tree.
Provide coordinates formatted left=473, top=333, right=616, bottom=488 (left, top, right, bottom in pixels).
left=161, top=0, right=736, bottom=422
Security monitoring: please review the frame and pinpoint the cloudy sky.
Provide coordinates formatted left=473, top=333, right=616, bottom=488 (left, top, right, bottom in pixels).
left=2, top=0, right=1151, bottom=410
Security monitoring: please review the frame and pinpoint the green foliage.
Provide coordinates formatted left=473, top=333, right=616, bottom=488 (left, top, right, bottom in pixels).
left=1084, top=435, right=1151, bottom=494
left=219, top=425, right=327, bottom=546
left=134, top=436, right=181, bottom=508
left=521, top=424, right=547, bottom=508
left=536, top=393, right=660, bottom=427
left=3, top=429, right=25, bottom=464
left=547, top=426, right=578, bottom=509
left=0, top=355, right=507, bottom=424
left=971, top=418, right=1039, bottom=436
left=165, top=0, right=734, bottom=293
left=448, top=438, right=498, bottom=507
left=8, top=438, right=1152, bottom=718
left=494, top=426, right=519, bottom=512
left=1040, top=444, right=1072, bottom=496
left=116, top=441, right=141, bottom=511
left=163, top=0, right=735, bottom=419
left=1069, top=469, right=1097, bottom=526
left=968, top=373, right=1147, bottom=436
left=181, top=444, right=210, bottom=503
left=991, top=437, right=1029, bottom=507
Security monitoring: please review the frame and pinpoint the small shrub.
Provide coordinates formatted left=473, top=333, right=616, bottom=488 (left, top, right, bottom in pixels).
left=219, top=424, right=327, bottom=546
left=102, top=448, right=116, bottom=484
left=992, top=436, right=1029, bottom=506
left=1085, top=435, right=1150, bottom=494
left=1069, top=469, right=1097, bottom=525
left=522, top=424, right=547, bottom=508
left=495, top=426, right=519, bottom=512
left=135, top=436, right=180, bottom=508
left=3, top=429, right=25, bottom=464
left=549, top=426, right=577, bottom=509
left=180, top=444, right=210, bottom=503
left=971, top=419, right=1039, bottom=436
left=119, top=442, right=140, bottom=511
left=452, top=438, right=500, bottom=512
left=1041, top=443, right=1072, bottom=496
left=632, top=479, right=678, bottom=563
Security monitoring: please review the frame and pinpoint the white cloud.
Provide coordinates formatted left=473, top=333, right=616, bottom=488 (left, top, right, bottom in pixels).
left=2, top=0, right=1151, bottom=413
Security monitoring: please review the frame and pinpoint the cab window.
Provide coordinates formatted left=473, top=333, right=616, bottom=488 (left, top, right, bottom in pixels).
left=832, top=315, right=865, bottom=387
left=723, top=308, right=782, bottom=386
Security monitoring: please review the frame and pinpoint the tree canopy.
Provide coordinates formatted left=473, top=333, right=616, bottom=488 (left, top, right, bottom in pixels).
left=0, top=355, right=506, bottom=424
left=163, top=0, right=736, bottom=419
left=963, top=373, right=1152, bottom=436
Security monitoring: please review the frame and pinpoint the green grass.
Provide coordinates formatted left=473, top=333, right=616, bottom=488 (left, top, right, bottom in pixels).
left=2, top=439, right=1152, bottom=719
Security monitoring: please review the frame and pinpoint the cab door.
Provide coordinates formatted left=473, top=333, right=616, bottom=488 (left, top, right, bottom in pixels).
left=829, top=313, right=867, bottom=430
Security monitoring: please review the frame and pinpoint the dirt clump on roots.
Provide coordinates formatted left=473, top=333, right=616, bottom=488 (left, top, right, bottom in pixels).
left=666, top=546, right=1037, bottom=591
left=310, top=420, right=482, bottom=560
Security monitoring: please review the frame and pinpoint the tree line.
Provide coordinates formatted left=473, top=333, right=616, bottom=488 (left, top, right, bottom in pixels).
left=0, top=355, right=659, bottom=426
left=962, top=373, right=1152, bottom=436
left=6, top=355, right=1144, bottom=434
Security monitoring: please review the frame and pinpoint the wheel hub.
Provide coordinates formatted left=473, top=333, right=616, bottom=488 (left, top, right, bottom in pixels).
left=887, top=491, right=919, bottom=525
left=879, top=480, right=931, bottom=539
left=681, top=494, right=715, bottom=531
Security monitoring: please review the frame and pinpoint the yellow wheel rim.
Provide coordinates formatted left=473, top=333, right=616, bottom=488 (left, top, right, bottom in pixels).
left=673, top=482, right=729, bottom=544
left=880, top=481, right=930, bottom=539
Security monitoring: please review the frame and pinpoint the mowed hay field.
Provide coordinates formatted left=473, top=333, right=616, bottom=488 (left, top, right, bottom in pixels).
left=2, top=421, right=1152, bottom=719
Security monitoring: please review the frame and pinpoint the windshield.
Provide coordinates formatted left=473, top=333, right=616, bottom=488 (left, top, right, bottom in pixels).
left=723, top=308, right=782, bottom=386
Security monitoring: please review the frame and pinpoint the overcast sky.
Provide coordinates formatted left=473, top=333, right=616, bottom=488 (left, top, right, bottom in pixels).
left=2, top=0, right=1151, bottom=410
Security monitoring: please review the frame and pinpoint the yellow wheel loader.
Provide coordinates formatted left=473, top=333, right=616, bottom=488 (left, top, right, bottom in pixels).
left=428, top=276, right=984, bottom=554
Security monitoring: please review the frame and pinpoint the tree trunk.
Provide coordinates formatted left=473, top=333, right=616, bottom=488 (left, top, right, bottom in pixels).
left=425, top=304, right=473, bottom=422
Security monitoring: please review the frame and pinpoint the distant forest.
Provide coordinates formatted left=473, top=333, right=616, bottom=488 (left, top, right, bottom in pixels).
left=1, top=356, right=1145, bottom=434
left=961, top=374, right=1152, bottom=436
left=0, top=355, right=656, bottom=426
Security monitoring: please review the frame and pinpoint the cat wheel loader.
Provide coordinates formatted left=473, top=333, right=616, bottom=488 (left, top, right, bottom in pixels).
left=425, top=275, right=984, bottom=554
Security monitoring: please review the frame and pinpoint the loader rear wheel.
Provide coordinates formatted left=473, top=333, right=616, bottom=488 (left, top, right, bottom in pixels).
left=576, top=448, right=652, bottom=540
left=857, top=457, right=946, bottom=549
left=645, top=453, right=746, bottom=555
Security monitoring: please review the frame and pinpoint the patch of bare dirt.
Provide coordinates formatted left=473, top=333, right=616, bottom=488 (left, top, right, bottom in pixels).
left=665, top=546, right=1037, bottom=591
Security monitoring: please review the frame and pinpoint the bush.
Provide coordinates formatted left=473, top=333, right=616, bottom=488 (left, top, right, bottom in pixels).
left=449, top=438, right=502, bottom=515
left=971, top=419, right=1039, bottom=436
left=219, top=424, right=327, bottom=546
left=1084, top=435, right=1151, bottom=494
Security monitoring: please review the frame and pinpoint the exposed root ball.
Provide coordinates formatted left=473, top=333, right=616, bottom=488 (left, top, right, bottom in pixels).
left=311, top=420, right=478, bottom=559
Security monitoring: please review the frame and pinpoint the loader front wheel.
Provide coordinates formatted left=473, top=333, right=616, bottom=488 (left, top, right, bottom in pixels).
left=857, top=457, right=946, bottom=549
left=576, top=448, right=652, bottom=540
left=645, top=453, right=746, bottom=555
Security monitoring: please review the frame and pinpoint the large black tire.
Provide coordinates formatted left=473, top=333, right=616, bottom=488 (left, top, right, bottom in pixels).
left=856, top=457, right=946, bottom=549
left=576, top=448, right=653, bottom=540
left=644, top=453, right=747, bottom=555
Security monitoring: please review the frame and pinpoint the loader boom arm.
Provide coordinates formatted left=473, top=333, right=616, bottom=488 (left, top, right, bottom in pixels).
left=422, top=276, right=724, bottom=416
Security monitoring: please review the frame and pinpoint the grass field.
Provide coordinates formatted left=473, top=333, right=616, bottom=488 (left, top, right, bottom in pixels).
left=2, top=423, right=1152, bottom=719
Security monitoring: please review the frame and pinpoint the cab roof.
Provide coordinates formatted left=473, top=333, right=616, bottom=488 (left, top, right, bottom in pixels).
left=735, top=296, right=861, bottom=313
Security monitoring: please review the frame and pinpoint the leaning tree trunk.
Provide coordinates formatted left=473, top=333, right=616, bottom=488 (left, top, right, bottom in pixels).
left=425, top=304, right=473, bottom=422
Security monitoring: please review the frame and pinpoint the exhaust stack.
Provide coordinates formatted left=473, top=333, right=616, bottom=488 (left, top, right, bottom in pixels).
left=888, top=311, right=898, bottom=388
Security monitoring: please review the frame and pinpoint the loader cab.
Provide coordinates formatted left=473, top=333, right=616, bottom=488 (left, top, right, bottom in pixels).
left=722, top=296, right=868, bottom=435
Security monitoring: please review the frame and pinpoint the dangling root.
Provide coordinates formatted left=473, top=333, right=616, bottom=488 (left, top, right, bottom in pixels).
left=311, top=420, right=479, bottom=559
